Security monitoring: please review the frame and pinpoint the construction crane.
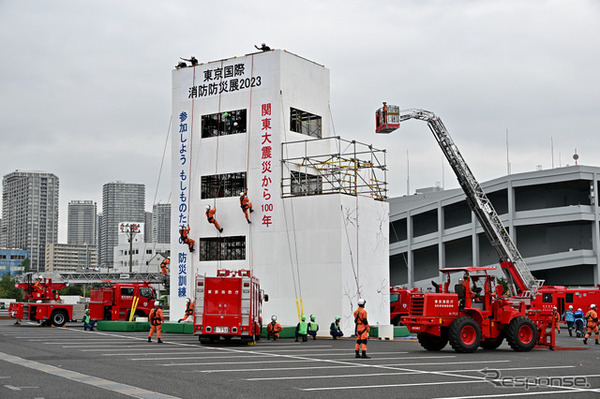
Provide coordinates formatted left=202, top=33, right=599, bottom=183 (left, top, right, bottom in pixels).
left=377, top=107, right=544, bottom=298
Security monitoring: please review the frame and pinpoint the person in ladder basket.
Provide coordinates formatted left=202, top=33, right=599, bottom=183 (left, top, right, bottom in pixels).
left=179, top=225, right=195, bottom=252
left=354, top=298, right=370, bottom=358
left=178, top=298, right=194, bottom=323
left=583, top=304, right=599, bottom=345
left=160, top=257, right=170, bottom=275
left=206, top=205, right=223, bottom=232
left=148, top=301, right=164, bottom=343
left=240, top=190, right=254, bottom=223
left=266, top=315, right=283, bottom=340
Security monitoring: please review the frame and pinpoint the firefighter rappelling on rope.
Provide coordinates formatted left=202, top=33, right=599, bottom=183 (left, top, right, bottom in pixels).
left=179, top=225, right=195, bottom=252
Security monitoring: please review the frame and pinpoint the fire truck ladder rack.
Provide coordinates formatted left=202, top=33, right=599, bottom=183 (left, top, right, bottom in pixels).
left=42, top=272, right=165, bottom=285
left=390, top=108, right=544, bottom=296
left=281, top=136, right=388, bottom=200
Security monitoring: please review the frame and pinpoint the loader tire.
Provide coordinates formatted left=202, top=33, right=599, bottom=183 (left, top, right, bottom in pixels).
left=448, top=316, right=481, bottom=353
left=50, top=310, right=68, bottom=327
left=417, top=332, right=448, bottom=351
left=506, top=316, right=537, bottom=352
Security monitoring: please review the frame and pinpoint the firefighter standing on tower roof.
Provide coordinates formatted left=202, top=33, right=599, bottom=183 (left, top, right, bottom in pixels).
left=354, top=298, right=370, bottom=358
left=206, top=205, right=223, bottom=233
left=179, top=226, right=195, bottom=252
left=178, top=298, right=194, bottom=323
left=266, top=315, right=283, bottom=340
left=148, top=300, right=164, bottom=343
left=240, top=190, right=254, bottom=223
left=583, top=304, right=599, bottom=345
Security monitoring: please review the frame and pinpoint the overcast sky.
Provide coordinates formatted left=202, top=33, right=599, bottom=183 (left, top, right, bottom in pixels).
left=1, top=0, right=599, bottom=242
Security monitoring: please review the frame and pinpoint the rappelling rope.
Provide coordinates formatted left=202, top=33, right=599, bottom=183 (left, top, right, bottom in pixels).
left=246, top=55, right=255, bottom=272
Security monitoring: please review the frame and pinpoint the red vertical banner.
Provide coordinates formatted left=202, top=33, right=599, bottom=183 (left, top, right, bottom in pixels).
left=260, top=103, right=273, bottom=229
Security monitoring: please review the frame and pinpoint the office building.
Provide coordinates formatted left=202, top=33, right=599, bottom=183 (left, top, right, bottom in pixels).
left=1, top=170, right=59, bottom=272
left=45, top=243, right=97, bottom=272
left=152, top=203, right=171, bottom=244
left=67, top=200, right=97, bottom=245
left=389, top=165, right=600, bottom=288
left=100, top=182, right=145, bottom=270
left=0, top=248, right=28, bottom=277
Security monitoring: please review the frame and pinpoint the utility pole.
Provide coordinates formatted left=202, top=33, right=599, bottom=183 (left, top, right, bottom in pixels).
left=122, top=223, right=140, bottom=274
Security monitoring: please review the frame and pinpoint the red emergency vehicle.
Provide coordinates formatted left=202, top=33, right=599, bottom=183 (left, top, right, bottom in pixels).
left=529, top=285, right=600, bottom=315
left=88, top=282, right=157, bottom=321
left=390, top=286, right=417, bottom=325
left=193, top=269, right=266, bottom=343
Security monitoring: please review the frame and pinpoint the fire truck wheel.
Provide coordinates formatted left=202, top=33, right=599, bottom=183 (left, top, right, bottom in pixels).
left=506, top=316, right=537, bottom=352
left=417, top=332, right=448, bottom=351
left=50, top=310, right=68, bottom=327
left=480, top=336, right=504, bottom=350
left=449, top=316, right=481, bottom=353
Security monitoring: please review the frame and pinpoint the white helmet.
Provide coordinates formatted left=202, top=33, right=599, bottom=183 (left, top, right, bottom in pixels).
left=271, top=315, right=277, bottom=321
left=206, top=205, right=211, bottom=210
left=591, top=304, right=597, bottom=309
left=240, top=192, right=245, bottom=197
left=553, top=306, right=557, bottom=310
left=358, top=298, right=366, bottom=307
left=569, top=305, right=573, bottom=310
left=154, top=300, right=160, bottom=307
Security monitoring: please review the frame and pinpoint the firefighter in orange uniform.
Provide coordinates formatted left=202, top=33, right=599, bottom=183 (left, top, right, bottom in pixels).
left=354, top=298, right=370, bottom=358
left=240, top=190, right=254, bottom=223
left=160, top=258, right=170, bottom=275
left=266, top=315, right=283, bottom=340
left=148, top=301, right=164, bottom=343
left=179, top=226, right=195, bottom=252
left=583, top=304, right=599, bottom=345
left=206, top=205, right=223, bottom=233
left=178, top=298, right=194, bottom=323
left=460, top=273, right=476, bottom=300
left=552, top=307, right=561, bottom=334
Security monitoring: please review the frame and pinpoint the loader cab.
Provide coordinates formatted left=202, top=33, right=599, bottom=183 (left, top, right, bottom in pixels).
left=439, top=267, right=497, bottom=310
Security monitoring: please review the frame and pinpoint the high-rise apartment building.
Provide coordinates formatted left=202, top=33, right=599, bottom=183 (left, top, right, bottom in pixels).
left=1, top=170, right=59, bottom=272
left=152, top=203, right=171, bottom=244
left=101, top=181, right=145, bottom=269
left=67, top=200, right=97, bottom=245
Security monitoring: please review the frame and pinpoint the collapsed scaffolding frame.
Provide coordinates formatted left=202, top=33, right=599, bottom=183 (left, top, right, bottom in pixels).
left=281, top=136, right=388, bottom=200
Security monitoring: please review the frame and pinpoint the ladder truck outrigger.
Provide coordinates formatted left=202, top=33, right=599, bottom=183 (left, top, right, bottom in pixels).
left=377, top=106, right=555, bottom=352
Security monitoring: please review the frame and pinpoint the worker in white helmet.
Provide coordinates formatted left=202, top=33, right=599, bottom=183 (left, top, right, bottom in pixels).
left=563, top=305, right=575, bottom=336
left=266, top=315, right=283, bottom=340
left=148, top=300, right=164, bottom=343
left=583, top=304, right=599, bottom=345
left=239, top=189, right=254, bottom=224
left=354, top=298, right=370, bottom=358
left=552, top=306, right=561, bottom=334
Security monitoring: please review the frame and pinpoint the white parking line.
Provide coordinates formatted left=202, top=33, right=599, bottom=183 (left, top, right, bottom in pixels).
left=0, top=351, right=180, bottom=399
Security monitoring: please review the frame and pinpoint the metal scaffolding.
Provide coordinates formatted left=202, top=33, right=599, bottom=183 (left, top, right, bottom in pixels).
left=281, top=136, right=388, bottom=200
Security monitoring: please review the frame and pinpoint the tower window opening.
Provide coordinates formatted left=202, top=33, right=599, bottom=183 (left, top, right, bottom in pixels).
left=290, top=171, right=322, bottom=195
left=201, top=172, right=246, bottom=199
left=199, top=236, right=246, bottom=261
left=201, top=109, right=247, bottom=138
left=290, top=107, right=321, bottom=138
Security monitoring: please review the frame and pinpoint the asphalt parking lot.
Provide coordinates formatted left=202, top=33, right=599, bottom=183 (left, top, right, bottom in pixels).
left=0, top=319, right=599, bottom=399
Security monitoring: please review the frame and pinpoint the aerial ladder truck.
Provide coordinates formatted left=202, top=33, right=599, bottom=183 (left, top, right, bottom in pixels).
left=377, top=106, right=554, bottom=352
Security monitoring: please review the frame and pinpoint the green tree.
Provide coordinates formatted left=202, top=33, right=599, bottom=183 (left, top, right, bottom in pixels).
left=0, top=275, right=23, bottom=300
left=59, top=285, right=84, bottom=296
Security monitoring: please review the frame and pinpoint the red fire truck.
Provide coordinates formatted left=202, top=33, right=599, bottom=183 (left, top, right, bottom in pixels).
left=193, top=269, right=266, bottom=343
left=529, top=285, right=600, bottom=315
left=9, top=272, right=157, bottom=326
left=390, top=286, right=417, bottom=325
left=88, top=281, right=157, bottom=321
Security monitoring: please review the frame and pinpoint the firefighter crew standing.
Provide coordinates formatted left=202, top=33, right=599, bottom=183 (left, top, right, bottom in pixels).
left=354, top=298, right=370, bottom=358
left=148, top=301, right=164, bottom=343
left=307, top=314, right=319, bottom=340
left=563, top=305, right=575, bottom=336
left=239, top=190, right=254, bottom=223
left=179, top=226, right=195, bottom=252
left=266, top=315, right=283, bottom=340
left=178, top=298, right=194, bottom=323
left=206, top=205, right=223, bottom=232
left=583, top=304, right=599, bottom=345
left=552, top=307, right=561, bottom=334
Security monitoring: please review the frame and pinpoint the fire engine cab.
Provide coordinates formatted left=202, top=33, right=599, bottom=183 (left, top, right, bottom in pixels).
left=193, top=269, right=266, bottom=343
